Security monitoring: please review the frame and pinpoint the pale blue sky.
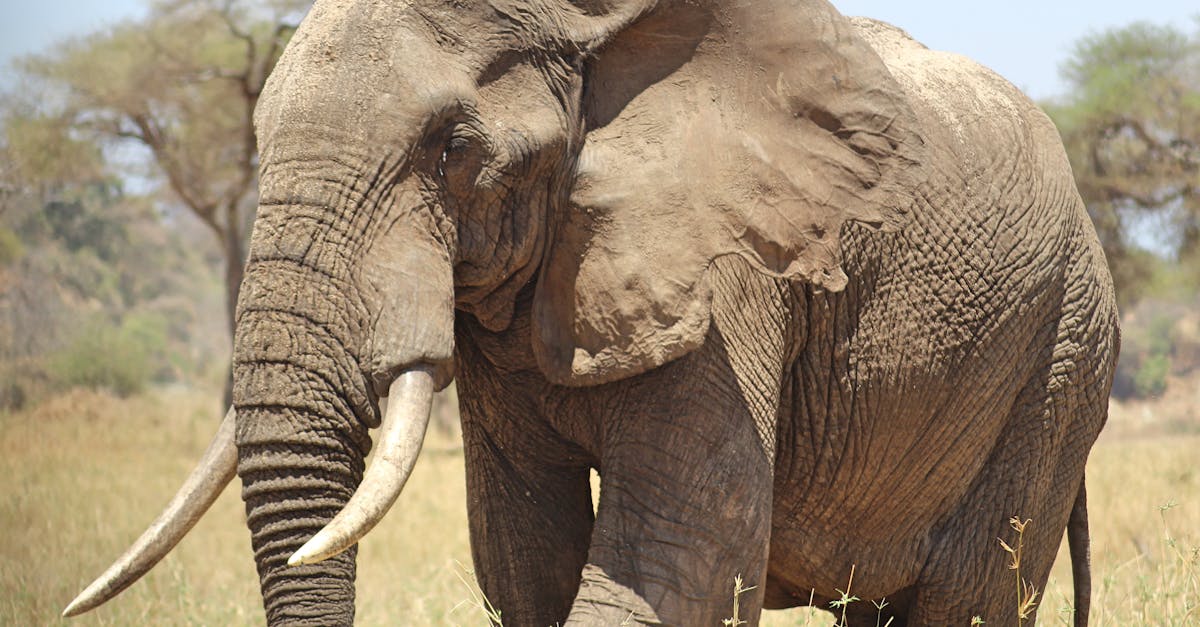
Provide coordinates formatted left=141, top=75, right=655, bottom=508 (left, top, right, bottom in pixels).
left=1, top=1, right=144, bottom=64
left=836, top=0, right=1198, bottom=99
left=1, top=1, right=1197, bottom=98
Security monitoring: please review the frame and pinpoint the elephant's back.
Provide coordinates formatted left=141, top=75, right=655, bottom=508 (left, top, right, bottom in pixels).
left=847, top=16, right=1107, bottom=343
left=849, top=18, right=1040, bottom=151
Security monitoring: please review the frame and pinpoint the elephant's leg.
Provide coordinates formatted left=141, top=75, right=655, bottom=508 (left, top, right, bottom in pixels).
left=910, top=439, right=1085, bottom=624
left=561, top=260, right=792, bottom=626
left=454, top=329, right=597, bottom=626
left=560, top=259, right=794, bottom=626
left=564, top=343, right=776, bottom=626
left=464, top=440, right=594, bottom=626
left=908, top=344, right=1110, bottom=626
left=460, top=422, right=595, bottom=625
left=565, top=258, right=797, bottom=627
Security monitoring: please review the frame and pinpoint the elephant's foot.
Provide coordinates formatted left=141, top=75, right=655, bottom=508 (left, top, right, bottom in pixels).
left=564, top=565, right=663, bottom=626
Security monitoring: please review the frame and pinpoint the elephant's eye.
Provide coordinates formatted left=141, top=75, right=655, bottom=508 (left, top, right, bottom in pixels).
left=437, top=127, right=485, bottom=193
left=440, top=136, right=471, bottom=170
left=438, top=127, right=474, bottom=168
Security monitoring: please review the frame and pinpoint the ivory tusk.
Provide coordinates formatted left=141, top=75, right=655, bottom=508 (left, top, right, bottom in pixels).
left=63, top=407, right=238, bottom=617
left=287, top=366, right=434, bottom=566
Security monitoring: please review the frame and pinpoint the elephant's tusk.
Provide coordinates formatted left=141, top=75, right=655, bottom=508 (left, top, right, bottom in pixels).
left=287, top=366, right=434, bottom=566
left=62, top=407, right=238, bottom=617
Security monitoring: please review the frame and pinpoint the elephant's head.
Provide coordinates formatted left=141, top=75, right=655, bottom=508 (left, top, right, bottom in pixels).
left=66, top=0, right=923, bottom=623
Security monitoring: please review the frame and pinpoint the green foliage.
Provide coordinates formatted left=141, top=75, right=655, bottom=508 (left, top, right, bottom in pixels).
left=42, top=187, right=129, bottom=260
left=39, top=311, right=175, bottom=399
left=1133, top=353, right=1170, bottom=399
left=1046, top=19, right=1200, bottom=308
left=1101, top=240, right=1160, bottom=311
left=0, top=359, right=48, bottom=411
left=0, top=107, right=105, bottom=187
left=47, top=314, right=167, bottom=397
left=1113, top=302, right=1192, bottom=400
left=1059, top=22, right=1196, bottom=120
left=0, top=166, right=223, bottom=404
left=0, top=227, right=21, bottom=266
left=3, top=1, right=303, bottom=400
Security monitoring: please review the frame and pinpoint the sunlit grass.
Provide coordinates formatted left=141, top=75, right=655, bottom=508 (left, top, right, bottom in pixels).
left=2, top=389, right=1195, bottom=625
left=1035, top=431, right=1200, bottom=626
left=0, top=388, right=477, bottom=626
left=0, top=388, right=261, bottom=625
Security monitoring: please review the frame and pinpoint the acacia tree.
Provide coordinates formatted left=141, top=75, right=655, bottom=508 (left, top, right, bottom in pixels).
left=1047, top=20, right=1200, bottom=307
left=12, top=0, right=308, bottom=401
left=18, top=0, right=306, bottom=337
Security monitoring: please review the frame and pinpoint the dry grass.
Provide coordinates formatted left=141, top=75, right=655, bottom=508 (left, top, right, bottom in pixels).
left=0, top=388, right=477, bottom=626
left=2, top=388, right=1196, bottom=625
left=1035, top=428, right=1200, bottom=626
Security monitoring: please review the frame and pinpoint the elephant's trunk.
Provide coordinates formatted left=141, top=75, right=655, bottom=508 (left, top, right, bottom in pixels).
left=236, top=398, right=363, bottom=625
left=233, top=191, right=454, bottom=623
left=233, top=280, right=373, bottom=624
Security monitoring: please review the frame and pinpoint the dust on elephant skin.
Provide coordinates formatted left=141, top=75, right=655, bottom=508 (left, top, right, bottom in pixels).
left=69, top=2, right=1117, bottom=626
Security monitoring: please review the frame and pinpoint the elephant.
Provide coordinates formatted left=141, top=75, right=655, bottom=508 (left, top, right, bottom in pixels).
left=64, top=0, right=1119, bottom=625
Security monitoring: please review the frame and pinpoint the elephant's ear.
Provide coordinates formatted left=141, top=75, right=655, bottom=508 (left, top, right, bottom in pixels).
left=533, top=0, right=925, bottom=386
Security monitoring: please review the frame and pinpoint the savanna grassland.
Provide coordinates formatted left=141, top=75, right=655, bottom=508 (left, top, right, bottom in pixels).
left=2, top=386, right=1196, bottom=626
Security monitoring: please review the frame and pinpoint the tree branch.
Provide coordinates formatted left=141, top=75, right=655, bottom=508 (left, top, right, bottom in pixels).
left=1101, top=182, right=1186, bottom=210
left=126, top=113, right=221, bottom=235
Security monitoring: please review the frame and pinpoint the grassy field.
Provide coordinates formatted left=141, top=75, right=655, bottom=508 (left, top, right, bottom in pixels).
left=2, top=388, right=1196, bottom=626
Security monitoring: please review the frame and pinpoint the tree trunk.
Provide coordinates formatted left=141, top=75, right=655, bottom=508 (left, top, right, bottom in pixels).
left=221, top=204, right=247, bottom=409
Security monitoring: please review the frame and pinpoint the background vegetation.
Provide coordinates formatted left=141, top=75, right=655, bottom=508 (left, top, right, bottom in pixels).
left=2, top=0, right=306, bottom=407
left=1, top=1, right=1197, bottom=625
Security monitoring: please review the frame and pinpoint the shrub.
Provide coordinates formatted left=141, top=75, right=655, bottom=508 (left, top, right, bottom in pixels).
left=0, top=227, right=22, bottom=266
left=1133, top=352, right=1170, bottom=398
left=46, top=314, right=167, bottom=397
left=1113, top=305, right=1178, bottom=400
left=0, top=359, right=51, bottom=411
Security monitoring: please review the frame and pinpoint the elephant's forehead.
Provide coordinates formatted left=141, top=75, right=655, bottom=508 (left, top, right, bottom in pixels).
left=259, top=0, right=492, bottom=148
left=299, top=0, right=500, bottom=62
left=288, top=0, right=489, bottom=83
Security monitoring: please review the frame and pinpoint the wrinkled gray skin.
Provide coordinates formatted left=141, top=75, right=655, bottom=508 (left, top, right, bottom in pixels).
left=233, top=0, right=1118, bottom=625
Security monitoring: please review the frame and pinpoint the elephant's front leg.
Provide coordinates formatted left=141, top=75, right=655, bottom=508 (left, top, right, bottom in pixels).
left=457, top=364, right=597, bottom=626
left=566, top=346, right=777, bottom=626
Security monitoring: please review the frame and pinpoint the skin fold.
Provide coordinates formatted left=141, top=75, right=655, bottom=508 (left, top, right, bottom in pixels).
left=88, top=0, right=1120, bottom=625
